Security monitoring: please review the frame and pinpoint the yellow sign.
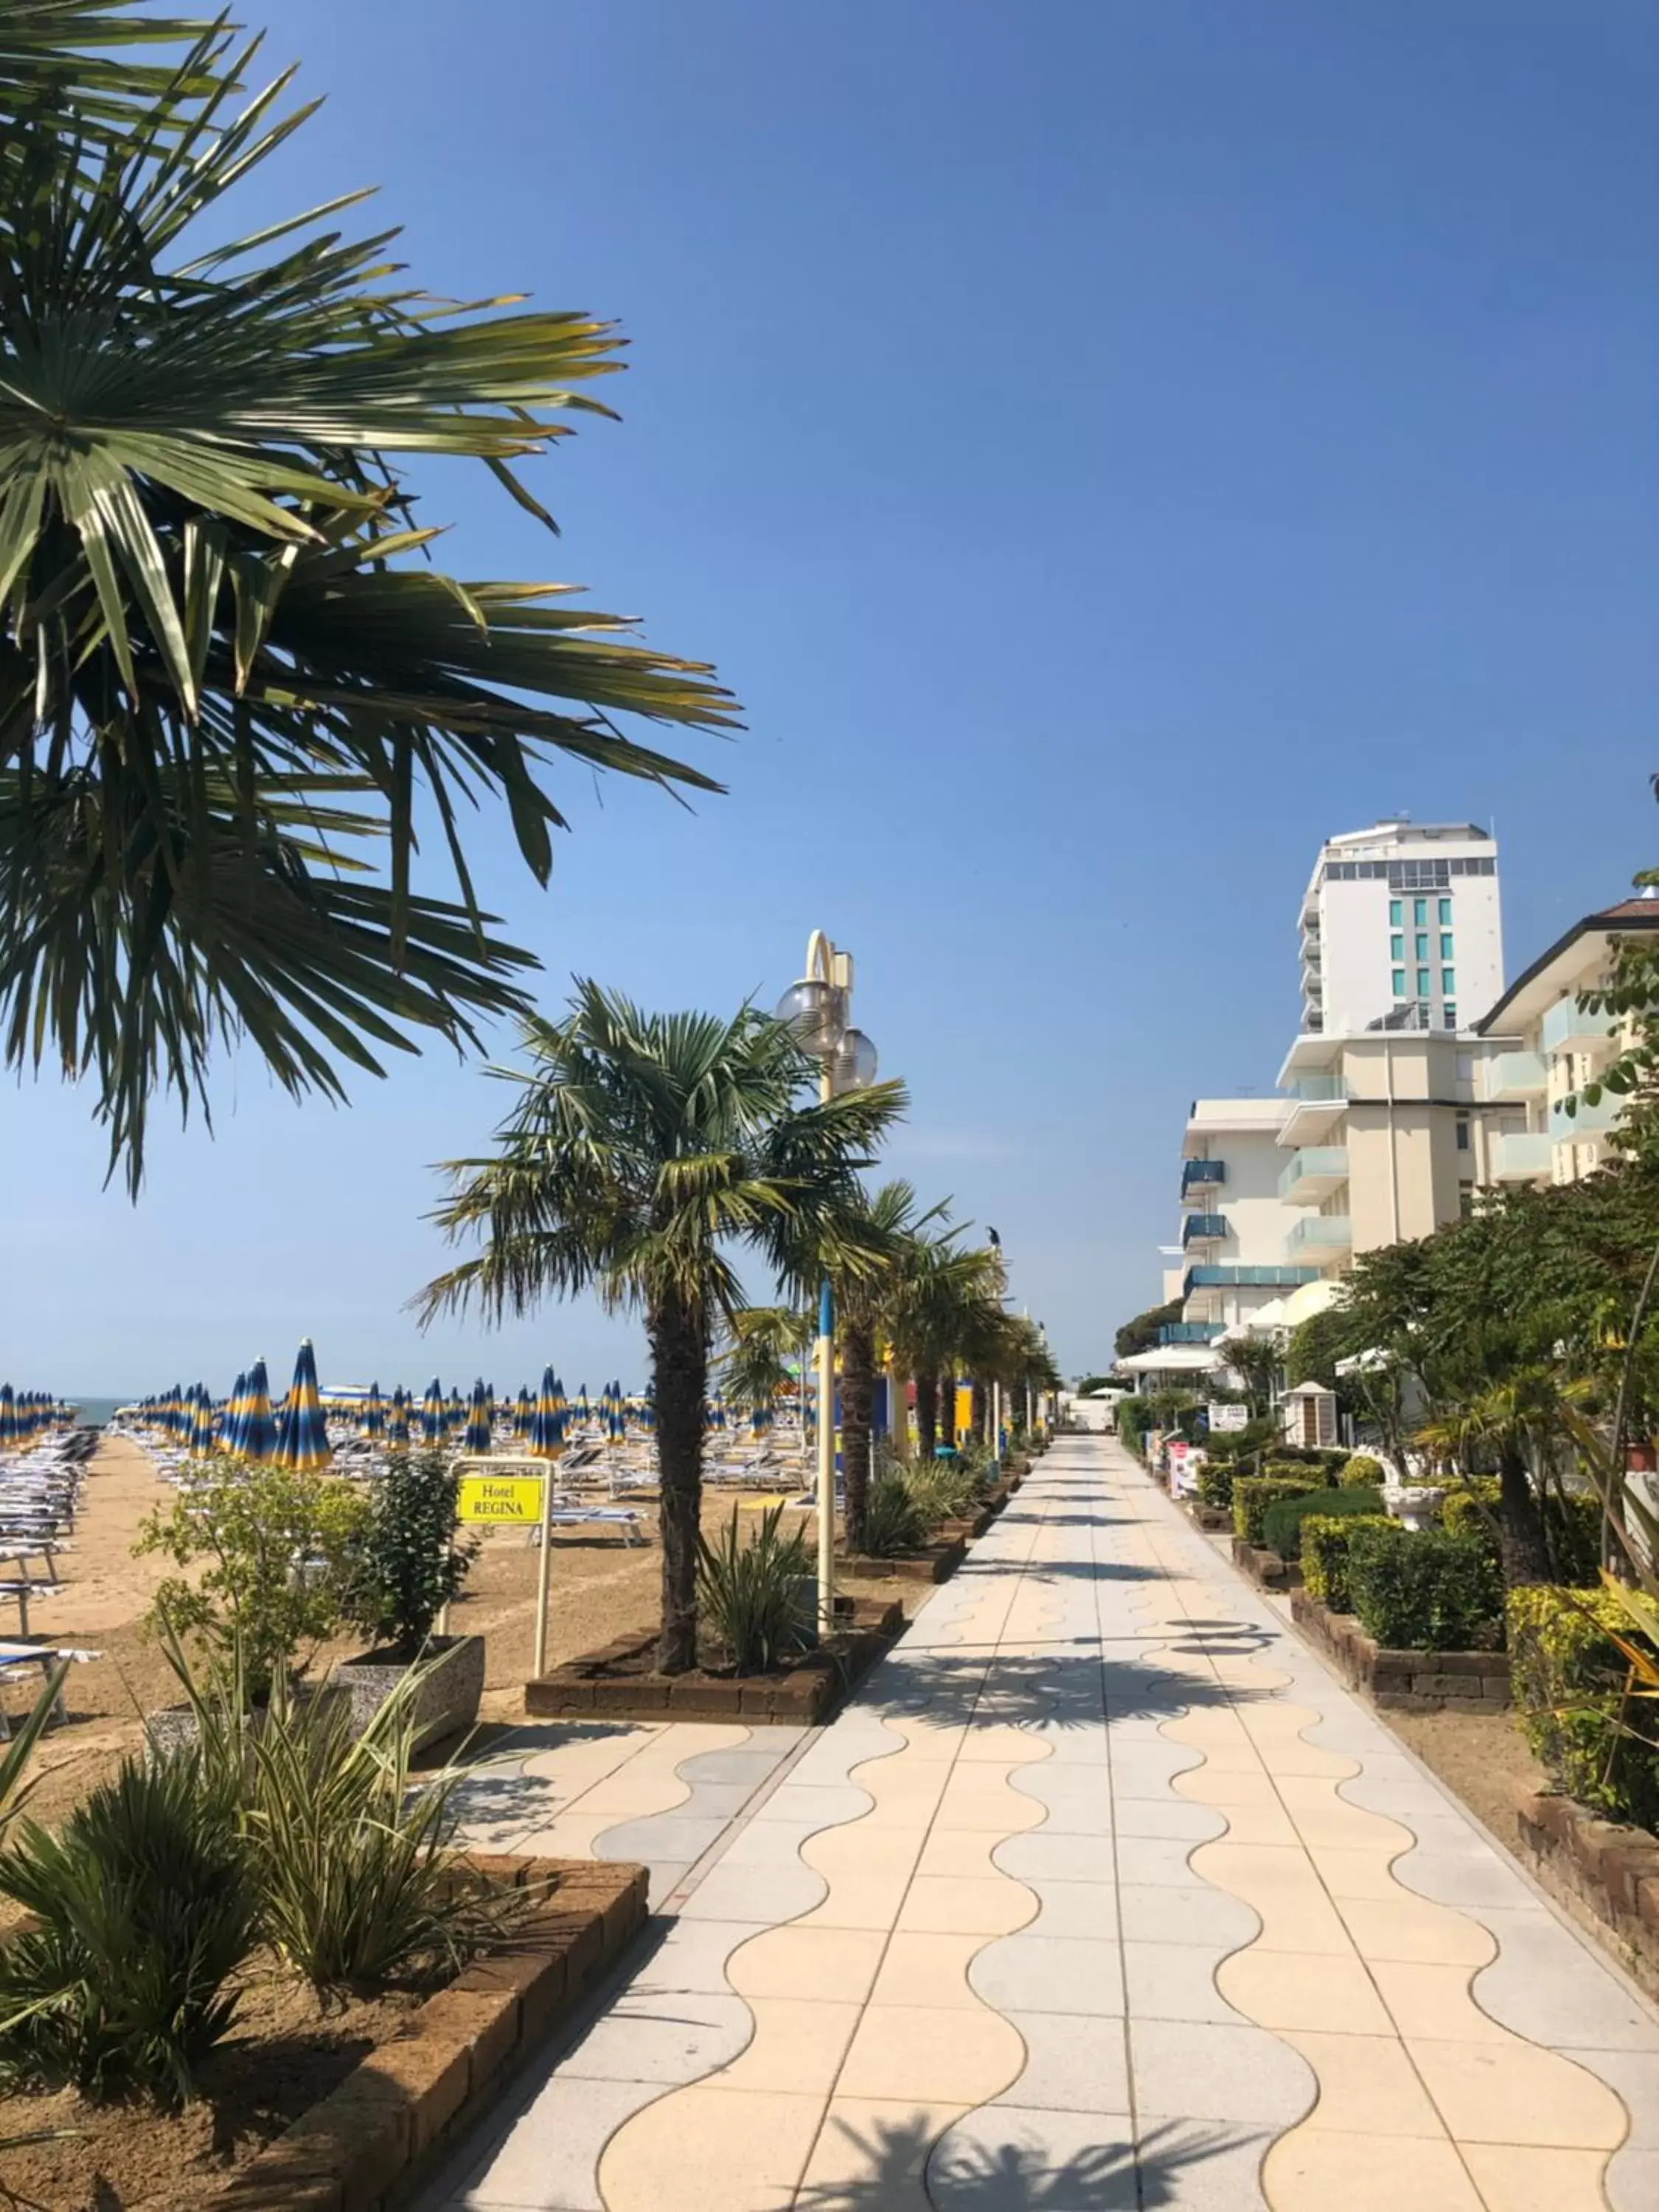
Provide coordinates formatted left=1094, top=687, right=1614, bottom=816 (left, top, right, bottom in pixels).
left=457, top=1473, right=544, bottom=1525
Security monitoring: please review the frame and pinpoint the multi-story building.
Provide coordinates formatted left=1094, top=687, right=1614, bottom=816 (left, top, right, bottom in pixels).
left=1170, top=1096, right=1318, bottom=1336
left=1473, top=891, right=1659, bottom=1186
left=1298, top=818, right=1501, bottom=1039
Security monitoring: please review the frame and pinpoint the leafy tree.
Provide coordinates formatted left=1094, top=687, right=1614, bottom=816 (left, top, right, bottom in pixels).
left=1115, top=1298, right=1180, bottom=1360
left=718, top=1304, right=809, bottom=1426
left=1, top=7, right=736, bottom=1190
left=343, top=1450, right=479, bottom=1657
left=1222, top=1334, right=1282, bottom=1416
left=417, top=985, right=904, bottom=1672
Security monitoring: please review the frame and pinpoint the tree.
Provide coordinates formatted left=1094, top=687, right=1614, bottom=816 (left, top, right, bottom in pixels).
left=417, top=985, right=904, bottom=1672
left=0, top=8, right=737, bottom=1190
left=883, top=1230, right=1003, bottom=1459
left=1222, top=1335, right=1282, bottom=1417
left=829, top=1183, right=942, bottom=1554
left=1115, top=1299, right=1181, bottom=1360
left=717, top=1305, right=809, bottom=1429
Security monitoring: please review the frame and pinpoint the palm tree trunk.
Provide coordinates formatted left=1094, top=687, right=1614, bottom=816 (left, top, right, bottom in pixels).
left=1498, top=1442, right=1551, bottom=1587
left=939, top=1372, right=956, bottom=1449
left=970, top=1378, right=989, bottom=1448
left=841, top=1318, right=876, bottom=1554
left=915, top=1373, right=938, bottom=1458
left=653, top=1292, right=707, bottom=1672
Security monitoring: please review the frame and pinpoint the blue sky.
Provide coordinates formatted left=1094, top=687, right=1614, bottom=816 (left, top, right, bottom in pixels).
left=6, top=0, right=1658, bottom=1399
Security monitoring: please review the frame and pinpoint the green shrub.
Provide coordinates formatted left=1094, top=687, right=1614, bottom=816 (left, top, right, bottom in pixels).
left=1440, top=1482, right=1601, bottom=1589
left=904, top=1456, right=987, bottom=1528
left=1301, top=1514, right=1393, bottom=1613
left=860, top=1473, right=931, bottom=1557
left=344, top=1451, right=479, bottom=1656
left=0, top=1750, right=254, bottom=2105
left=1507, top=1587, right=1659, bottom=1834
left=1202, top=1416, right=1279, bottom=1466
left=1259, top=1486, right=1386, bottom=1562
left=698, top=1504, right=812, bottom=1674
left=1197, top=1459, right=1235, bottom=1511
left=1340, top=1454, right=1385, bottom=1489
left=1233, top=1475, right=1321, bottom=1548
left=1346, top=1523, right=1504, bottom=1652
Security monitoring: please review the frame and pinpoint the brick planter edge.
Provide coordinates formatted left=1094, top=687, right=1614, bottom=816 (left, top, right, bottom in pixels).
left=1290, top=1588, right=1509, bottom=1714
left=1512, top=1784, right=1659, bottom=2004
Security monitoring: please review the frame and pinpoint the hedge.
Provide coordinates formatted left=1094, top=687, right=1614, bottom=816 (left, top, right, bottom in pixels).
left=1340, top=1453, right=1384, bottom=1489
left=1345, top=1523, right=1504, bottom=1652
left=1301, top=1514, right=1393, bottom=1613
left=1440, top=1482, right=1601, bottom=1588
left=1259, top=1485, right=1386, bottom=1562
left=1233, top=1475, right=1322, bottom=1548
left=1508, top=1585, right=1659, bottom=1835
left=1197, top=1460, right=1235, bottom=1511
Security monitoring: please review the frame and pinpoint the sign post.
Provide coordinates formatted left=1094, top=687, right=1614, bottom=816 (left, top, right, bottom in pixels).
left=535, top=1458, right=557, bottom=1678
left=448, top=1455, right=557, bottom=1666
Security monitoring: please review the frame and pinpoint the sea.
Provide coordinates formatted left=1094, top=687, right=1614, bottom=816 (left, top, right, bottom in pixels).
left=58, top=1397, right=125, bottom=1430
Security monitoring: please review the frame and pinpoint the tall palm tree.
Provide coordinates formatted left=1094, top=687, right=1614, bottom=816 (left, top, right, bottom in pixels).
left=828, top=1182, right=945, bottom=1551
left=886, top=1231, right=1004, bottom=1460
left=417, top=984, right=905, bottom=1672
left=718, top=1304, right=810, bottom=1434
left=1, top=10, right=737, bottom=1189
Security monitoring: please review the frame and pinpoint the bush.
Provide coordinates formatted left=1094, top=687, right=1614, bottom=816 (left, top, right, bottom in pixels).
left=698, top=1504, right=811, bottom=1674
left=859, top=1472, right=931, bottom=1557
left=137, top=1459, right=369, bottom=1698
left=1259, top=1486, right=1386, bottom=1562
left=1233, top=1475, right=1321, bottom=1548
left=1301, top=1514, right=1393, bottom=1613
left=1116, top=1398, right=1155, bottom=1455
left=1340, top=1453, right=1385, bottom=1488
left=1440, top=1482, right=1601, bottom=1589
left=905, top=1455, right=988, bottom=1528
left=344, top=1451, right=479, bottom=1656
left=1202, top=1416, right=1279, bottom=1466
left=0, top=1750, right=253, bottom=2105
left=1346, top=1523, right=1504, bottom=1652
left=1197, top=1459, right=1235, bottom=1511
left=1508, top=1586, right=1659, bottom=1834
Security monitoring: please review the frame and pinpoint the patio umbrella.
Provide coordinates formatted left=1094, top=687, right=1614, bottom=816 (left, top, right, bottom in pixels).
left=190, top=1385, right=216, bottom=1455
left=513, top=1386, right=532, bottom=1440
left=751, top=1397, right=773, bottom=1439
left=241, top=1357, right=276, bottom=1464
left=387, top=1385, right=411, bottom=1447
left=0, top=1385, right=16, bottom=1448
left=273, top=1339, right=330, bottom=1472
left=464, top=1378, right=492, bottom=1454
left=528, top=1366, right=564, bottom=1458
left=575, top=1382, right=592, bottom=1426
left=420, top=1378, right=445, bottom=1445
left=448, top=1389, right=465, bottom=1439
left=221, top=1372, right=246, bottom=1453
left=363, top=1382, right=384, bottom=1441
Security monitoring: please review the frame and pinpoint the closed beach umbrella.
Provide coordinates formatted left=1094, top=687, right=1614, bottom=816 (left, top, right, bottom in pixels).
left=241, top=1358, right=276, bottom=1464
left=751, top=1396, right=772, bottom=1439
left=575, top=1382, right=591, bottom=1427
left=464, top=1378, right=492, bottom=1454
left=388, top=1385, right=411, bottom=1447
left=222, top=1372, right=246, bottom=1453
left=0, top=1385, right=15, bottom=1448
left=528, top=1366, right=564, bottom=1458
left=420, top=1378, right=445, bottom=1445
left=191, top=1385, right=216, bottom=1455
left=513, top=1386, right=532, bottom=1440
left=363, top=1382, right=384, bottom=1440
left=274, top=1339, right=330, bottom=1472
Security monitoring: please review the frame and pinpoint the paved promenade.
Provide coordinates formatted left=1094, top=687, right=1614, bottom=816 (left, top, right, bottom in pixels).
left=425, top=1435, right=1659, bottom=2211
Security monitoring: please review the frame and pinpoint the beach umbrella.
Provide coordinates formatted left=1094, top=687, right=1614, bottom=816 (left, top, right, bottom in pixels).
left=273, top=1339, right=330, bottom=1472
left=513, top=1386, right=532, bottom=1440
left=363, top=1382, right=385, bottom=1440
left=0, top=1386, right=16, bottom=1449
left=221, top=1372, right=246, bottom=1453
left=464, top=1378, right=492, bottom=1454
left=751, top=1397, right=773, bottom=1439
left=574, top=1382, right=591, bottom=1427
left=420, top=1378, right=445, bottom=1445
left=528, top=1366, right=565, bottom=1458
left=241, top=1357, right=276, bottom=1464
left=387, top=1385, right=411, bottom=1447
left=190, top=1385, right=216, bottom=1455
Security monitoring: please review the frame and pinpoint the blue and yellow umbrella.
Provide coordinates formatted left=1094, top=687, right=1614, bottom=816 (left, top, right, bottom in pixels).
left=363, top=1382, right=384, bottom=1441
left=528, top=1366, right=565, bottom=1458
left=464, top=1378, right=492, bottom=1455
left=273, top=1339, right=330, bottom=1472
left=241, top=1357, right=276, bottom=1464
left=388, top=1385, right=411, bottom=1447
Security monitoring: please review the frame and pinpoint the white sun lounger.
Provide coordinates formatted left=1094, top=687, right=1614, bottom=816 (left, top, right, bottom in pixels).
left=528, top=1504, right=647, bottom=1548
left=0, top=1641, right=102, bottom=1733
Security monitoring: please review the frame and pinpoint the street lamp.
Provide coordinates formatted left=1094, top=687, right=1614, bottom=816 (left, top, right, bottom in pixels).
left=776, top=930, right=878, bottom=1635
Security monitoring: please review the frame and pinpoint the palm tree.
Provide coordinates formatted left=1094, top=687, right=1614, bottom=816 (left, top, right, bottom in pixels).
left=0, top=10, right=737, bottom=1190
left=417, top=984, right=905, bottom=1672
left=886, top=1231, right=1004, bottom=1460
left=827, top=1183, right=945, bottom=1551
left=1223, top=1335, right=1283, bottom=1419
left=719, top=1304, right=810, bottom=1435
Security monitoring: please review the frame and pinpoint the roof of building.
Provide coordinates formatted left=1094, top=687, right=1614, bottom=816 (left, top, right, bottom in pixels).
left=1475, top=894, right=1659, bottom=1034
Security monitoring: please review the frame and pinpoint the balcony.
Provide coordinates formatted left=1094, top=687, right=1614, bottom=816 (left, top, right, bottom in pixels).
left=1542, top=998, right=1618, bottom=1055
left=1180, top=1214, right=1228, bottom=1250
left=1487, top=1051, right=1546, bottom=1101
left=1280, top=1074, right=1349, bottom=1144
left=1548, top=1092, right=1621, bottom=1142
left=1278, top=1146, right=1349, bottom=1203
left=1183, top=1264, right=1321, bottom=1298
left=1285, top=1214, right=1352, bottom=1264
left=1491, top=1132, right=1552, bottom=1182
left=1158, top=1322, right=1224, bottom=1345
left=1288, top=1076, right=1348, bottom=1102
left=1180, top=1159, right=1225, bottom=1200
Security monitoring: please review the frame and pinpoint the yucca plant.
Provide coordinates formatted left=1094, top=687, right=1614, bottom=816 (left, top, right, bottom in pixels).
left=858, top=1472, right=931, bottom=1559
left=696, top=1504, right=812, bottom=1674
left=0, top=1749, right=254, bottom=2107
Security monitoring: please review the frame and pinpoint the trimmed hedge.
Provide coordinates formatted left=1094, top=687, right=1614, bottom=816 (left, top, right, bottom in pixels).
left=1508, top=1586, right=1659, bottom=1834
left=1233, top=1475, right=1321, bottom=1548
left=1345, top=1523, right=1504, bottom=1652
left=1259, top=1485, right=1386, bottom=1562
left=1197, top=1460, right=1235, bottom=1511
left=1440, top=1482, right=1601, bottom=1588
left=1340, top=1454, right=1384, bottom=1489
left=1301, top=1513, right=1392, bottom=1613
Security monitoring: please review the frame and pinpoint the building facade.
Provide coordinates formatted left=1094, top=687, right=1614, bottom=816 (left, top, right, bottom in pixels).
left=1298, top=818, right=1501, bottom=1039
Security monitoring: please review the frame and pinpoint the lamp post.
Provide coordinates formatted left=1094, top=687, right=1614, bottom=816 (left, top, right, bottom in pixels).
left=776, top=930, right=879, bottom=1635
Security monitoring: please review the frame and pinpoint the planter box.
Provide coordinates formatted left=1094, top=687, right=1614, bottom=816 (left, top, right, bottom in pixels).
left=838, top=1533, right=967, bottom=1585
left=1232, top=1536, right=1302, bottom=1593
left=1291, top=1590, right=1509, bottom=1714
left=1512, top=1786, right=1659, bottom=2003
left=525, top=1599, right=904, bottom=1727
left=1183, top=1500, right=1232, bottom=1534
left=328, top=1634, right=486, bottom=1754
left=212, top=1854, right=645, bottom=2211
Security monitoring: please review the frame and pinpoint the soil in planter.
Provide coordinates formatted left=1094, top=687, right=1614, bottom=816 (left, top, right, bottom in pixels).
left=0, top=1949, right=424, bottom=2212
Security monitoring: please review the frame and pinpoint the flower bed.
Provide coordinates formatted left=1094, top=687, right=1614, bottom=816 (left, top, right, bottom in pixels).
left=1290, top=1587, right=1511, bottom=1714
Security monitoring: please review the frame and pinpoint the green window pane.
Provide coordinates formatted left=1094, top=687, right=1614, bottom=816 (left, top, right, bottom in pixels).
left=1414, top=933, right=1429, bottom=959
left=1389, top=900, right=1402, bottom=925
left=1440, top=932, right=1454, bottom=959
left=1392, top=969, right=1406, bottom=997
left=1438, top=897, right=1453, bottom=925
left=1413, top=898, right=1427, bottom=925
left=1416, top=967, right=1431, bottom=996
left=1442, top=967, right=1456, bottom=995
left=1391, top=933, right=1404, bottom=960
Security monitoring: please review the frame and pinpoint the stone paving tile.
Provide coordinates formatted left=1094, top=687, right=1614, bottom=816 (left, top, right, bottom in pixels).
left=1130, top=2015, right=1314, bottom=2126
left=969, top=1932, right=1126, bottom=2017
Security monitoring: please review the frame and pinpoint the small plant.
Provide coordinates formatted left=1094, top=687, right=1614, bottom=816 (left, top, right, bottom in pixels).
left=696, top=1505, right=812, bottom=1674
left=903, top=1455, right=985, bottom=1528
left=1508, top=1586, right=1659, bottom=1833
left=0, top=1751, right=254, bottom=2106
left=1340, top=1453, right=1385, bottom=1488
left=1259, top=1486, right=1385, bottom=1562
left=1345, top=1523, right=1504, bottom=1652
left=1231, top=1475, right=1321, bottom=1548
left=1300, top=1514, right=1392, bottom=1613
left=136, top=1458, right=369, bottom=1698
left=344, top=1451, right=479, bottom=1657
left=859, top=1472, right=931, bottom=1557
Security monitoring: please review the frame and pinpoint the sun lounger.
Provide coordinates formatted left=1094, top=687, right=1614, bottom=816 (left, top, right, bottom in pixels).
left=0, top=1641, right=102, bottom=1733
left=528, top=1503, right=647, bottom=1548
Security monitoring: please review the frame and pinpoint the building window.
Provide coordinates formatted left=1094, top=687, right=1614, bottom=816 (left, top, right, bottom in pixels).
left=1444, top=1003, right=1458, bottom=1029
left=1455, top=1113, right=1470, bottom=1152
left=1392, top=968, right=1407, bottom=998
left=1416, top=967, right=1431, bottom=996
left=1442, top=966, right=1455, bottom=995
left=1440, top=931, right=1454, bottom=959
left=1413, top=897, right=1427, bottom=925
left=1438, top=897, right=1453, bottom=925
left=1388, top=899, right=1402, bottom=925
left=1390, top=933, right=1404, bottom=960
left=1414, top=932, right=1429, bottom=959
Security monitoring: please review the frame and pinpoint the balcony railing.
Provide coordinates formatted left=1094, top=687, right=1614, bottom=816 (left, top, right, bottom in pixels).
left=1180, top=1160, right=1225, bottom=1199
left=1487, top=1051, right=1546, bottom=1101
left=1491, top=1132, right=1552, bottom=1181
left=1278, top=1146, right=1349, bottom=1203
left=1181, top=1214, right=1228, bottom=1249
left=1183, top=1265, right=1321, bottom=1296
left=1541, top=998, right=1617, bottom=1054
left=1285, top=1075, right=1349, bottom=1102
left=1285, top=1214, right=1352, bottom=1261
left=1548, top=1093, right=1621, bottom=1141
left=1158, top=1322, right=1224, bottom=1345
